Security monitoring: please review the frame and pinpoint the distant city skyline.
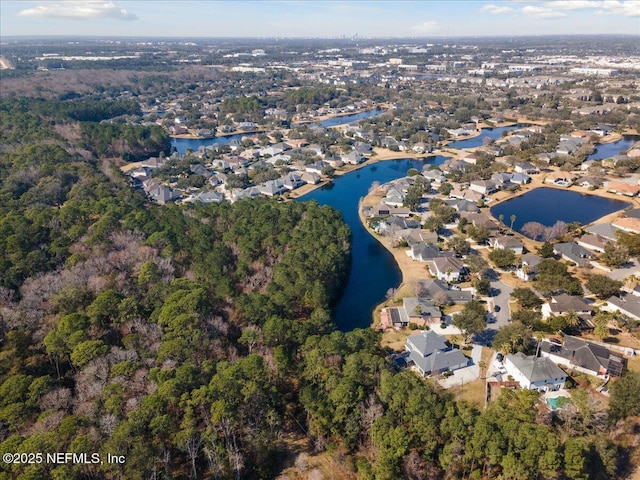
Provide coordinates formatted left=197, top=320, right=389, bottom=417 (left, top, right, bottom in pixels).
left=1, top=0, right=639, bottom=39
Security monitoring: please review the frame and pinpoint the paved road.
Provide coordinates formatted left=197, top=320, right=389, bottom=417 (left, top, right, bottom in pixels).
left=486, top=269, right=514, bottom=328
left=475, top=269, right=514, bottom=345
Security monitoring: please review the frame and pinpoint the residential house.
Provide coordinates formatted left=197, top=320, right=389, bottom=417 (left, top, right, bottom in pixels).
left=585, top=223, right=619, bottom=241
left=342, top=150, right=365, bottom=165
left=491, top=172, right=514, bottom=189
left=376, top=216, right=420, bottom=234
left=469, top=180, right=498, bottom=195
left=553, top=242, right=596, bottom=265
left=382, top=187, right=406, bottom=207
left=545, top=172, right=577, bottom=187
left=365, top=204, right=411, bottom=218
left=440, top=158, right=468, bottom=174
left=578, top=176, right=605, bottom=188
left=606, top=182, right=640, bottom=197
left=305, top=161, right=328, bottom=175
left=402, top=298, right=443, bottom=326
left=396, top=229, right=439, bottom=246
left=540, top=336, right=625, bottom=378
left=300, top=172, right=321, bottom=185
left=415, top=279, right=474, bottom=304
left=491, top=236, right=524, bottom=255
left=141, top=157, right=167, bottom=170
left=541, top=294, right=593, bottom=319
left=422, top=167, right=446, bottom=184
left=147, top=186, right=182, bottom=205
left=510, top=172, right=531, bottom=185
left=429, top=257, right=465, bottom=282
left=282, top=173, right=305, bottom=190
left=407, top=243, right=452, bottom=262
left=462, top=154, right=479, bottom=165
left=517, top=253, right=543, bottom=281
left=612, top=217, right=640, bottom=234
left=605, top=293, right=640, bottom=321
left=189, top=190, right=224, bottom=204
left=514, top=162, right=540, bottom=175
left=258, top=180, right=286, bottom=197
left=576, top=234, right=610, bottom=253
left=405, top=330, right=469, bottom=377
left=504, top=353, right=567, bottom=392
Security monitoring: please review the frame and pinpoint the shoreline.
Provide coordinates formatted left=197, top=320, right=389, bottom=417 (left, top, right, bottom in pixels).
left=288, top=148, right=443, bottom=200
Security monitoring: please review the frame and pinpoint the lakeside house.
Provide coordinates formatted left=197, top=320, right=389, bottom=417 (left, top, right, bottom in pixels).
left=553, top=242, right=596, bottom=265
left=491, top=236, right=524, bottom=255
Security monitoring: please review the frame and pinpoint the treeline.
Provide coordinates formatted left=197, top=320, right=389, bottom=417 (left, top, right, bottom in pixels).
left=79, top=122, right=170, bottom=160
left=0, top=97, right=141, bottom=125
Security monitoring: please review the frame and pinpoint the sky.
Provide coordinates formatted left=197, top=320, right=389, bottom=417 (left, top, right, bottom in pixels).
left=1, top=0, right=639, bottom=38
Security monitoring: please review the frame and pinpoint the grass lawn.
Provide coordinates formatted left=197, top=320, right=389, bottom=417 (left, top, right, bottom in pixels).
left=381, top=328, right=410, bottom=352
left=449, top=379, right=486, bottom=407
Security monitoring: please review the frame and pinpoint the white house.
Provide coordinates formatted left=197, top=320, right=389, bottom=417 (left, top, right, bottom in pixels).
left=504, top=353, right=567, bottom=392
left=429, top=257, right=465, bottom=282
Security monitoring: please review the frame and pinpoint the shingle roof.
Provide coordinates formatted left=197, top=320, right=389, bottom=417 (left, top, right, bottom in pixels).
left=507, top=353, right=566, bottom=383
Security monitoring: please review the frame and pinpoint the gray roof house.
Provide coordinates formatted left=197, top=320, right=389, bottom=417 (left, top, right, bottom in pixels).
left=504, top=353, right=567, bottom=392
left=541, top=294, right=593, bottom=319
left=429, top=257, right=465, bottom=282
left=491, top=236, right=524, bottom=255
left=540, top=336, right=625, bottom=378
left=402, top=298, right=442, bottom=326
left=585, top=223, right=619, bottom=241
left=407, top=243, right=453, bottom=262
left=606, top=293, right=640, bottom=321
left=553, top=242, right=596, bottom=265
left=576, top=234, right=610, bottom=253
left=416, top=279, right=474, bottom=304
left=405, top=330, right=468, bottom=377
left=516, top=253, right=542, bottom=281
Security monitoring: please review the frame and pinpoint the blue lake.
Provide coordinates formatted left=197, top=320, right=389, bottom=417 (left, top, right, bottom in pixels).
left=299, top=156, right=449, bottom=331
left=587, top=136, right=640, bottom=160
left=490, top=187, right=630, bottom=235
left=170, top=109, right=386, bottom=154
left=448, top=124, right=526, bottom=149
left=315, top=108, right=384, bottom=128
left=171, top=133, right=246, bottom=155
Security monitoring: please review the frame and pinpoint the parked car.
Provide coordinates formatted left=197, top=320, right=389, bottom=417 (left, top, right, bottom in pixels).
left=494, top=305, right=501, bottom=312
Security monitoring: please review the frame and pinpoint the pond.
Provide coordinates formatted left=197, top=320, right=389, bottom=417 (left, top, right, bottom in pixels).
left=490, top=187, right=630, bottom=236
left=587, top=135, right=640, bottom=160
left=299, top=156, right=449, bottom=331
left=171, top=133, right=246, bottom=155
left=314, top=108, right=385, bottom=128
left=170, top=109, right=386, bottom=154
left=447, top=124, right=527, bottom=149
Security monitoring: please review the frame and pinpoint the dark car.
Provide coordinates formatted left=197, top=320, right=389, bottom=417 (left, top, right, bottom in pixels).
left=494, top=305, right=501, bottom=312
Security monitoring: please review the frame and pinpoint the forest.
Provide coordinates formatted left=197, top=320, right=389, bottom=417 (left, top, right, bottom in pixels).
left=0, top=90, right=639, bottom=480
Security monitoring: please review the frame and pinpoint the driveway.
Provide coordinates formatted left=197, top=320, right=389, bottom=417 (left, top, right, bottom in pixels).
left=438, top=343, right=482, bottom=389
left=482, top=268, right=514, bottom=325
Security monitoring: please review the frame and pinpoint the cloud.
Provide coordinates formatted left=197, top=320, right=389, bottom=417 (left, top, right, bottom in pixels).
left=18, top=1, right=137, bottom=21
left=521, top=5, right=566, bottom=18
left=543, top=0, right=602, bottom=10
left=410, top=21, right=440, bottom=33
left=542, top=0, right=640, bottom=15
left=481, top=4, right=515, bottom=14
left=600, top=0, right=640, bottom=16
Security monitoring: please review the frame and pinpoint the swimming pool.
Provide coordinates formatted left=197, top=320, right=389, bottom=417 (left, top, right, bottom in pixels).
left=546, top=396, right=571, bottom=410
